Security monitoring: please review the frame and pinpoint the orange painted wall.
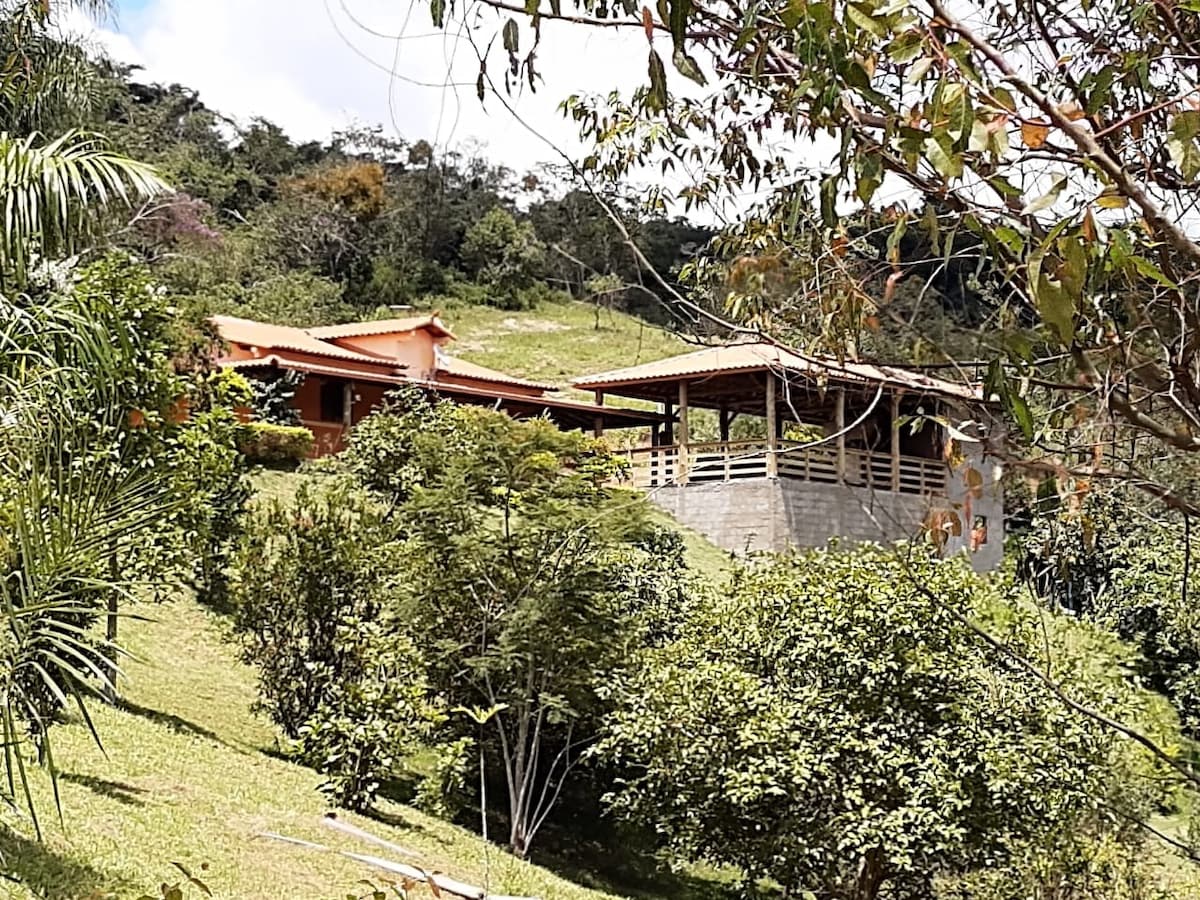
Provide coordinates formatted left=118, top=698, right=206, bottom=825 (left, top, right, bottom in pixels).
left=328, top=330, right=441, bottom=376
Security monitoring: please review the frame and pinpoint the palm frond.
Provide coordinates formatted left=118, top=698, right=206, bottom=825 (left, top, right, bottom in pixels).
left=0, top=130, right=170, bottom=278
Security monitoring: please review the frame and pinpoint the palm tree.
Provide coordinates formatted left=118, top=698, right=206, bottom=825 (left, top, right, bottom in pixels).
left=0, top=0, right=170, bottom=278
left=0, top=0, right=171, bottom=829
left=0, top=292, right=179, bottom=833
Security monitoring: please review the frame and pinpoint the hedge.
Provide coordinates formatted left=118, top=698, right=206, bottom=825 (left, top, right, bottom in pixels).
left=238, top=422, right=313, bottom=465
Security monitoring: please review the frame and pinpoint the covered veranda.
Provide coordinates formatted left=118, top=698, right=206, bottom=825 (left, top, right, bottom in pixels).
left=574, top=342, right=984, bottom=497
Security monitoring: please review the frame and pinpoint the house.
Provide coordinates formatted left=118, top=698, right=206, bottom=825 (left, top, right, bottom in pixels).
left=575, top=340, right=1004, bottom=570
left=212, top=314, right=663, bottom=456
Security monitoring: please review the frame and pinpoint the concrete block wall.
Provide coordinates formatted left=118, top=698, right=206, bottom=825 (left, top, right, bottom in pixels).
left=651, top=473, right=1003, bottom=570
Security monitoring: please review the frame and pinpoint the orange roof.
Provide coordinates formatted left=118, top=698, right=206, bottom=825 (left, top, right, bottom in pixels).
left=307, top=316, right=455, bottom=340
left=574, top=341, right=982, bottom=401
left=211, top=316, right=404, bottom=367
left=436, top=354, right=556, bottom=392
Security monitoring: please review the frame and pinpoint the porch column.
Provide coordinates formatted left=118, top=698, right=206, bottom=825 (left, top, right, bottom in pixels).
left=677, top=381, right=690, bottom=484
left=342, top=381, right=355, bottom=430
left=835, top=387, right=846, bottom=483
left=890, top=391, right=902, bottom=492
left=593, top=390, right=605, bottom=439
left=719, top=406, right=731, bottom=444
left=765, top=371, right=778, bottom=478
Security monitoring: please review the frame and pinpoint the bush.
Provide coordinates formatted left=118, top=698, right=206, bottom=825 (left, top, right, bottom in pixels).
left=596, top=546, right=1168, bottom=899
left=294, top=619, right=439, bottom=811
left=230, top=481, right=440, bottom=811
left=230, top=481, right=401, bottom=737
left=238, top=421, right=313, bottom=465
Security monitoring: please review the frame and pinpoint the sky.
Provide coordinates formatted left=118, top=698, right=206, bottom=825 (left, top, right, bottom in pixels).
left=65, top=0, right=654, bottom=173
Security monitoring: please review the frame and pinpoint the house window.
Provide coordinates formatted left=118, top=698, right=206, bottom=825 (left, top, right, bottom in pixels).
left=319, top=379, right=345, bottom=423
left=970, top=515, right=989, bottom=550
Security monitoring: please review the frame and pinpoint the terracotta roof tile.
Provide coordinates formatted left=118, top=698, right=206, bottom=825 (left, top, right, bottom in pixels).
left=211, top=316, right=403, bottom=367
left=306, top=316, right=455, bottom=340
left=437, top=354, right=556, bottom=392
left=573, top=341, right=982, bottom=401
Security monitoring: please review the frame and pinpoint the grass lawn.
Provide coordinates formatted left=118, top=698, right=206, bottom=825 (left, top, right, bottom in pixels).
left=438, top=300, right=693, bottom=391
left=0, top=595, right=708, bottom=900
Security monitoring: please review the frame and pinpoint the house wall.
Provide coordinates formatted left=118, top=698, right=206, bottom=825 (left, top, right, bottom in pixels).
left=328, top=331, right=439, bottom=376
left=650, top=470, right=1003, bottom=571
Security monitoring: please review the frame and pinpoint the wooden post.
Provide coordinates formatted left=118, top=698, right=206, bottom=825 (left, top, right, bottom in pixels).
left=890, top=391, right=901, bottom=492
left=663, top=401, right=674, bottom=444
left=342, top=381, right=355, bottom=430
left=594, top=391, right=605, bottom=439
left=677, top=381, right=690, bottom=484
left=765, top=371, right=778, bottom=478
left=835, top=387, right=846, bottom=483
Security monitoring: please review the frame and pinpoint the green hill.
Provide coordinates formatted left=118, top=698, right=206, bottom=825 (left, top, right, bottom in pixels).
left=440, top=300, right=694, bottom=391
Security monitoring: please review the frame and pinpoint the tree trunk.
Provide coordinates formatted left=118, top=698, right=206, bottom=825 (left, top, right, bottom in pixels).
left=104, top=547, right=119, bottom=704
left=853, top=849, right=886, bottom=900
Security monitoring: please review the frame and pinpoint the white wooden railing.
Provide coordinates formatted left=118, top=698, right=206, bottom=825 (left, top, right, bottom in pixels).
left=619, top=439, right=947, bottom=496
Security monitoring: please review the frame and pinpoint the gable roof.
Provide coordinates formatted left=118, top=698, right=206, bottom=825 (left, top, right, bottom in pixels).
left=306, top=316, right=455, bottom=340
left=210, top=316, right=403, bottom=368
left=436, top=354, right=556, bottom=392
left=574, top=340, right=982, bottom=402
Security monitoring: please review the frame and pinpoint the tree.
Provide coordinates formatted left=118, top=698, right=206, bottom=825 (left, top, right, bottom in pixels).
left=460, top=206, right=545, bottom=307
left=340, top=392, right=680, bottom=857
left=0, top=282, right=181, bottom=829
left=596, top=546, right=1170, bottom=899
left=437, top=0, right=1200, bottom=516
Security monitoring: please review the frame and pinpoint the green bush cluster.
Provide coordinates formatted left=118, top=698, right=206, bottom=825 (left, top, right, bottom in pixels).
left=238, top=421, right=314, bottom=465
left=229, top=481, right=439, bottom=810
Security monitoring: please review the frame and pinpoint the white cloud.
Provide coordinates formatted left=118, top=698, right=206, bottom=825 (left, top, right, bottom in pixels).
left=64, top=0, right=654, bottom=173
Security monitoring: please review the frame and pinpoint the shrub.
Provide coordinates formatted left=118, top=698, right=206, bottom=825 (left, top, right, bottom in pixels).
left=230, top=481, right=441, bottom=810
left=246, top=371, right=303, bottom=425
left=294, top=618, right=439, bottom=811
left=596, top=546, right=1168, bottom=899
left=230, top=481, right=401, bottom=738
left=165, top=407, right=252, bottom=608
left=238, top=421, right=313, bottom=465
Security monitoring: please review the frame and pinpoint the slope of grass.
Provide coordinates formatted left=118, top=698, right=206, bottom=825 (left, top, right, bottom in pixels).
left=0, top=596, right=666, bottom=900
left=441, top=300, right=692, bottom=390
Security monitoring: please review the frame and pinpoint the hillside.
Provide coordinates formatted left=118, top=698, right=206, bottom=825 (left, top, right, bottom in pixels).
left=440, top=300, right=695, bottom=393
left=0, top=592, right=715, bottom=900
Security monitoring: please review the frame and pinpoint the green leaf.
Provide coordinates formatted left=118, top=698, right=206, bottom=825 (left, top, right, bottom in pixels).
left=819, top=175, right=839, bottom=227
left=855, top=150, right=883, bottom=203
left=647, top=49, right=669, bottom=112
left=431, top=0, right=446, bottom=26
left=502, top=18, right=520, bottom=53
left=924, top=133, right=962, bottom=179
left=846, top=2, right=888, bottom=37
left=906, top=56, right=935, bottom=84
left=1020, top=175, right=1066, bottom=215
left=672, top=48, right=707, bottom=85
left=1057, top=235, right=1089, bottom=299
left=668, top=0, right=691, bottom=48
left=968, top=119, right=989, bottom=153
left=887, top=31, right=924, bottom=63
left=1029, top=251, right=1075, bottom=344
left=1129, top=255, right=1180, bottom=289
left=780, top=0, right=806, bottom=29
left=1168, top=111, right=1200, bottom=181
